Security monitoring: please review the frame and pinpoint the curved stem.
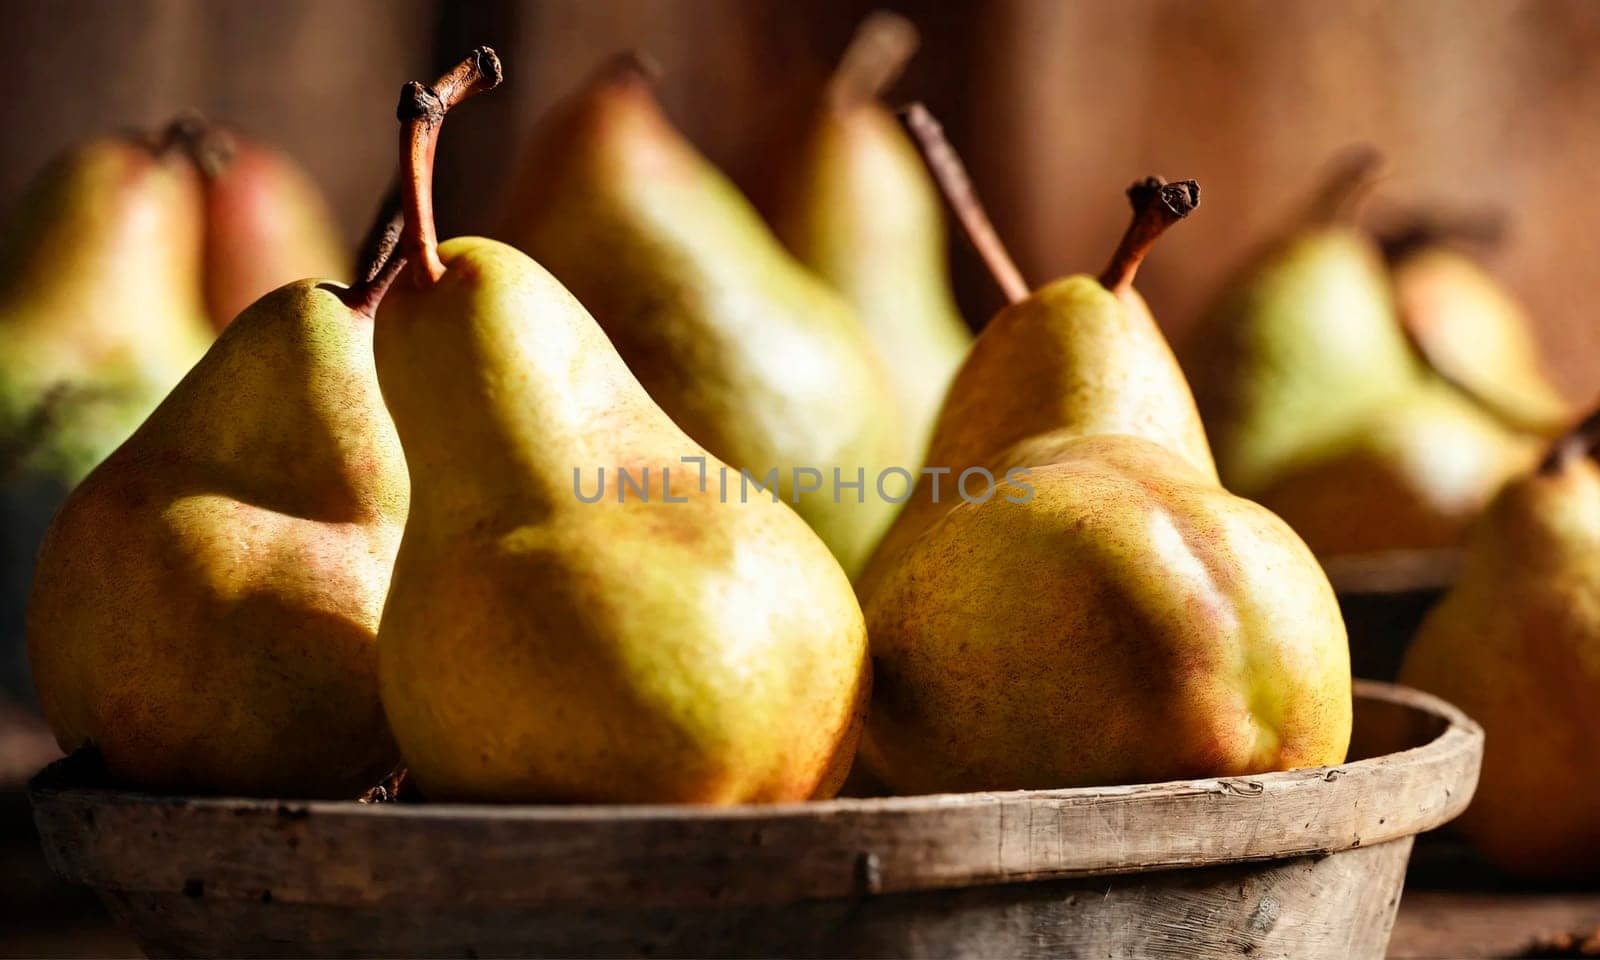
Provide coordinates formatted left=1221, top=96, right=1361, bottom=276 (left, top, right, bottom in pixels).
left=1303, top=145, right=1385, bottom=226
left=1098, top=178, right=1199, bottom=294
left=338, top=182, right=406, bottom=317
left=355, top=182, right=405, bottom=285
left=1541, top=406, right=1600, bottom=474
left=829, top=11, right=919, bottom=110
left=398, top=46, right=504, bottom=285
left=900, top=102, right=1028, bottom=304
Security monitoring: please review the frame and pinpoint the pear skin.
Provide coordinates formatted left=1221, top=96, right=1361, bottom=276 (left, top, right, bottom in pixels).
left=1399, top=448, right=1600, bottom=878
left=501, top=58, right=905, bottom=579
left=376, top=58, right=867, bottom=804
left=1183, top=225, right=1422, bottom=499
left=860, top=230, right=1217, bottom=600
left=863, top=434, right=1351, bottom=792
left=1390, top=244, right=1569, bottom=435
left=374, top=237, right=869, bottom=804
left=1253, top=380, right=1538, bottom=556
left=197, top=130, right=349, bottom=330
left=0, top=135, right=214, bottom=483
left=854, top=151, right=1350, bottom=793
left=769, top=14, right=971, bottom=464
left=27, top=279, right=408, bottom=797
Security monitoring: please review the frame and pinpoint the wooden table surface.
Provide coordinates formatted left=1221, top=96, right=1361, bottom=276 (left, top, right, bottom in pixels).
left=1390, top=890, right=1600, bottom=958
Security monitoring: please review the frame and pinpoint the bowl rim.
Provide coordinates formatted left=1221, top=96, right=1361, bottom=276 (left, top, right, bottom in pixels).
left=28, top=679, right=1482, bottom=907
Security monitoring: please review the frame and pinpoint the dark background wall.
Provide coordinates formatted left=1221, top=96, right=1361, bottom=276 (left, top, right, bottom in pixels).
left=4, top=0, right=1598, bottom=398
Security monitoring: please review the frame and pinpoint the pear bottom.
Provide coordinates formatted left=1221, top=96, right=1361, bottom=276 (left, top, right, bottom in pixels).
left=861, top=435, right=1351, bottom=794
left=378, top=480, right=870, bottom=806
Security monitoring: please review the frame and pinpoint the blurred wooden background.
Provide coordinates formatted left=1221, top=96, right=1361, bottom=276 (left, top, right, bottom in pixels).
left=3, top=0, right=1599, bottom=399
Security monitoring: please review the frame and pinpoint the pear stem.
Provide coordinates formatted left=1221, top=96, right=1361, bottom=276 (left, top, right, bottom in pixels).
left=338, top=183, right=406, bottom=318
left=828, top=11, right=919, bottom=110
left=355, top=182, right=405, bottom=285
left=1304, top=145, right=1385, bottom=226
left=1097, top=178, right=1199, bottom=295
left=1376, top=208, right=1508, bottom=263
left=160, top=110, right=236, bottom=176
left=900, top=102, right=1029, bottom=304
left=1540, top=407, right=1600, bottom=474
left=398, top=47, right=504, bottom=285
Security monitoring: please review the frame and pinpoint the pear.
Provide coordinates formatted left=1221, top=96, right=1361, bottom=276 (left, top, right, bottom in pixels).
left=1252, top=379, right=1539, bottom=556
left=375, top=54, right=869, bottom=804
left=24, top=170, right=410, bottom=798
left=1181, top=150, right=1418, bottom=499
left=857, top=109, right=1350, bottom=794
left=174, top=116, right=349, bottom=330
left=1381, top=219, right=1569, bottom=435
left=1399, top=413, right=1600, bottom=878
left=768, top=12, right=971, bottom=464
left=0, top=130, right=216, bottom=702
left=1181, top=151, right=1537, bottom=556
left=501, top=54, right=905, bottom=580
left=0, top=130, right=214, bottom=485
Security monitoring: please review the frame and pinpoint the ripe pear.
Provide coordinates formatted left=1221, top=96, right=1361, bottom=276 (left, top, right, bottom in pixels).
left=501, top=55, right=905, bottom=580
left=181, top=118, right=349, bottom=330
left=1252, top=380, right=1539, bottom=556
left=376, top=55, right=869, bottom=804
left=1399, top=420, right=1600, bottom=878
left=1181, top=156, right=1419, bottom=499
left=768, top=12, right=971, bottom=464
left=0, top=131, right=216, bottom=701
left=858, top=161, right=1218, bottom=602
left=0, top=132, right=213, bottom=485
left=1182, top=152, right=1537, bottom=556
left=25, top=222, right=408, bottom=797
left=858, top=121, right=1350, bottom=793
left=1383, top=226, right=1569, bottom=435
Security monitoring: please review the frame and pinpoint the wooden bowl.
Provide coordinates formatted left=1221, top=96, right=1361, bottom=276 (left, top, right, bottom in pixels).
left=1323, top=550, right=1463, bottom=681
left=29, top=680, right=1480, bottom=959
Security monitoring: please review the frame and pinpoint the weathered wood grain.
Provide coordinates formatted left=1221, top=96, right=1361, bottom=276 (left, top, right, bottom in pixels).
left=105, top=841, right=1410, bottom=960
left=1389, top=890, right=1600, bottom=959
left=28, top=681, right=1480, bottom=958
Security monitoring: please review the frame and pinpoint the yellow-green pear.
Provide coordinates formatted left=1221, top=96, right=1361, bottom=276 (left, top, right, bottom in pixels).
left=768, top=12, right=971, bottom=464
left=1383, top=223, right=1569, bottom=435
left=375, top=54, right=869, bottom=804
left=1253, top=379, right=1538, bottom=556
left=0, top=128, right=217, bottom=702
left=26, top=254, right=409, bottom=797
left=1181, top=152, right=1419, bottom=499
left=1399, top=414, right=1600, bottom=879
left=1181, top=152, right=1539, bottom=557
left=500, top=54, right=905, bottom=580
left=858, top=113, right=1350, bottom=794
left=0, top=130, right=214, bottom=484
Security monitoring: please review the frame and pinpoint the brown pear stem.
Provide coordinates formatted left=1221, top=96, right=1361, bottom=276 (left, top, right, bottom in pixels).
left=600, top=49, right=663, bottom=87
left=355, top=182, right=405, bottom=285
left=338, top=183, right=406, bottom=318
left=160, top=110, right=236, bottom=176
left=1098, top=178, right=1199, bottom=294
left=398, top=46, right=504, bottom=285
left=900, top=102, right=1029, bottom=304
left=1376, top=208, right=1508, bottom=263
left=828, top=11, right=919, bottom=110
left=1303, top=145, right=1385, bottom=226
left=1540, top=406, right=1600, bottom=474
